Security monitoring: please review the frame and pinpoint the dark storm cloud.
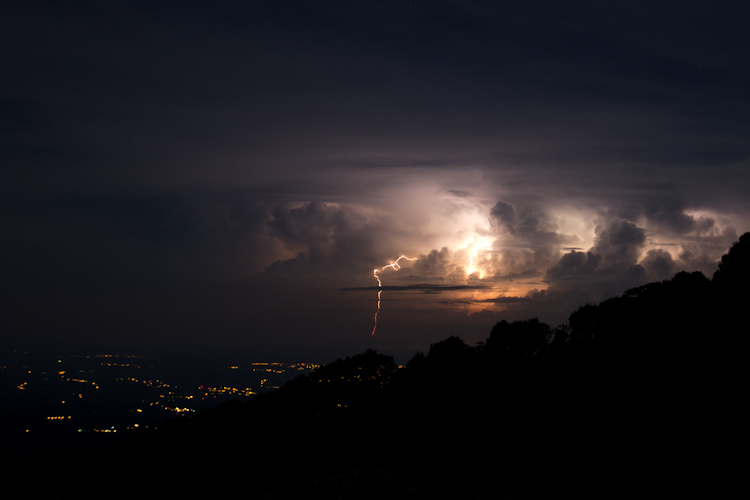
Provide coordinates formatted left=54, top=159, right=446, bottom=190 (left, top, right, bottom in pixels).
left=259, top=201, right=416, bottom=282
left=489, top=202, right=577, bottom=248
left=268, top=202, right=368, bottom=260
left=476, top=296, right=532, bottom=304
left=481, top=201, right=579, bottom=280
left=406, top=248, right=461, bottom=281
left=478, top=218, right=651, bottom=324
left=543, top=218, right=649, bottom=288
left=481, top=269, right=543, bottom=282
left=673, top=226, right=740, bottom=275
left=341, top=284, right=491, bottom=293
left=0, top=192, right=277, bottom=289
left=640, top=249, right=677, bottom=281
left=643, top=206, right=706, bottom=236
left=495, top=215, right=737, bottom=325
left=590, top=219, right=646, bottom=271
left=2, top=2, right=749, bottom=356
left=4, top=1, right=748, bottom=198
left=545, top=252, right=603, bottom=282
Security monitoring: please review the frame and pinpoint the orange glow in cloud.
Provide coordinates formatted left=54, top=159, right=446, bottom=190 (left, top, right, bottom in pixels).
left=464, top=237, right=493, bottom=278
left=372, top=255, right=416, bottom=335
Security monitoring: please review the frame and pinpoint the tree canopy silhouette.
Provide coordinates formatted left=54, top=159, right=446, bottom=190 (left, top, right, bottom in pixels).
left=713, top=231, right=750, bottom=288
left=22, top=232, right=748, bottom=500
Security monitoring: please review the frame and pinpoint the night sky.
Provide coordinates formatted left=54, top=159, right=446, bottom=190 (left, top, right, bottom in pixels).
left=3, top=1, right=749, bottom=362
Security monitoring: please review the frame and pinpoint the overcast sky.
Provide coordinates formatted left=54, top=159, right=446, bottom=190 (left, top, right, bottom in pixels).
left=2, top=1, right=749, bottom=362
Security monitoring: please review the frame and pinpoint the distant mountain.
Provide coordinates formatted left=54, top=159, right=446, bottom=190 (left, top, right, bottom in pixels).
left=11, top=233, right=749, bottom=499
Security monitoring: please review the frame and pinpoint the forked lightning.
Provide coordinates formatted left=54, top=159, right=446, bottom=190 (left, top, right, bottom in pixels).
left=371, top=255, right=416, bottom=335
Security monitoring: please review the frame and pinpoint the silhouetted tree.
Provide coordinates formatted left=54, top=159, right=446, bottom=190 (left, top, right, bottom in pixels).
left=548, top=323, right=570, bottom=347
left=713, top=232, right=750, bottom=290
left=68, top=232, right=750, bottom=500
left=485, top=318, right=552, bottom=359
left=405, top=351, right=424, bottom=369
left=309, top=348, right=396, bottom=385
left=427, top=335, right=473, bottom=362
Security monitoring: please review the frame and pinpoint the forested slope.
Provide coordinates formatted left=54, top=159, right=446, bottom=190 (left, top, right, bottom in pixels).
left=19, top=234, right=750, bottom=499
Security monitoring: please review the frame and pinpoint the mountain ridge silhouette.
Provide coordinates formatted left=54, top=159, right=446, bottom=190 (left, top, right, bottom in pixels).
left=12, top=233, right=749, bottom=499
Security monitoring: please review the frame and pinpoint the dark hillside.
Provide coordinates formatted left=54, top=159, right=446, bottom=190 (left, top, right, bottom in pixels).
left=11, top=234, right=749, bottom=499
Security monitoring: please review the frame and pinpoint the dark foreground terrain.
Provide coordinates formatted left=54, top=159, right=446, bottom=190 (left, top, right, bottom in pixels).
left=7, top=234, right=748, bottom=499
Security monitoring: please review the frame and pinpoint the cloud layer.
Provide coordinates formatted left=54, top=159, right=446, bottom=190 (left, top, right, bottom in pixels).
left=1, top=2, right=749, bottom=360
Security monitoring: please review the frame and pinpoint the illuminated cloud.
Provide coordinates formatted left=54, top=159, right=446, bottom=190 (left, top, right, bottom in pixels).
left=1, top=2, right=748, bottom=358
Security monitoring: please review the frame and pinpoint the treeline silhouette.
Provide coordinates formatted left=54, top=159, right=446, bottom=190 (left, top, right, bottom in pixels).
left=16, top=234, right=749, bottom=499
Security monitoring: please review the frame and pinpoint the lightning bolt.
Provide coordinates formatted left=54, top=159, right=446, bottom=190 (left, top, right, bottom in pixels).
left=372, top=255, right=416, bottom=335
